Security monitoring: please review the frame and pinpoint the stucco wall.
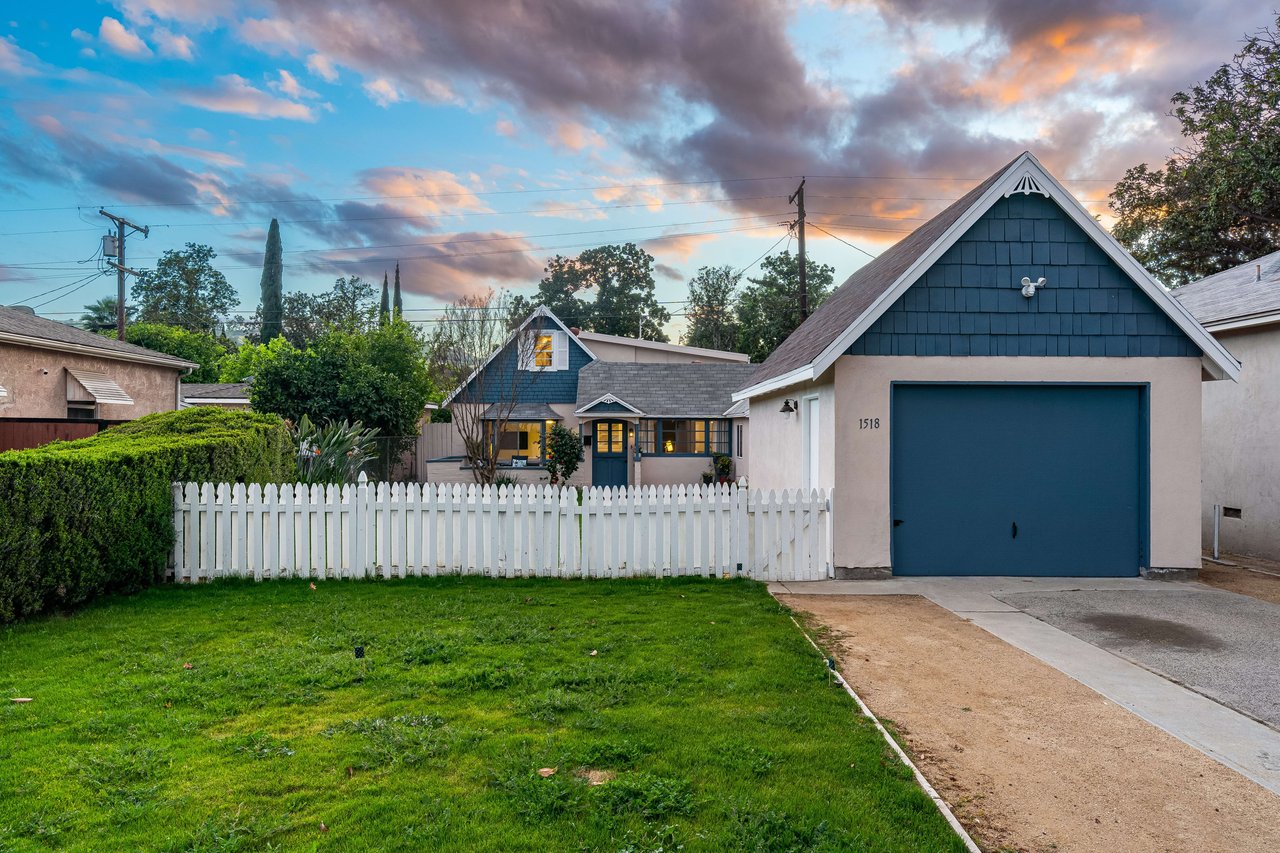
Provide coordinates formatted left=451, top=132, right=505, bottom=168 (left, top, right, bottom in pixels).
left=1200, top=326, right=1280, bottom=558
left=832, top=356, right=1203, bottom=571
left=0, top=341, right=182, bottom=419
left=580, top=336, right=746, bottom=364
left=746, top=376, right=837, bottom=493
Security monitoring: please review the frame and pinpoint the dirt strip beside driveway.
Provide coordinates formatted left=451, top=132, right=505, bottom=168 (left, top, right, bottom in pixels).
left=779, top=594, right=1280, bottom=853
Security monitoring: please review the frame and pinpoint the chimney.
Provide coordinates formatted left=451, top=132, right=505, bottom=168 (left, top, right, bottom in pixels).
left=570, top=327, right=581, bottom=336
left=1258, top=264, right=1263, bottom=282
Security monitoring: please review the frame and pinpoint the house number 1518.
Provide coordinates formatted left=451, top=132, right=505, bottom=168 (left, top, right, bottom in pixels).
left=859, top=418, right=880, bottom=430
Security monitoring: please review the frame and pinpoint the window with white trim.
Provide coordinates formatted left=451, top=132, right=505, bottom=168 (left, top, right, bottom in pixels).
left=522, top=329, right=569, bottom=372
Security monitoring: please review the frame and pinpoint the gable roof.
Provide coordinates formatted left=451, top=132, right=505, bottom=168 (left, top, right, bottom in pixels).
left=735, top=152, right=1240, bottom=399
left=0, top=306, right=197, bottom=370
left=441, top=306, right=596, bottom=406
left=577, top=362, right=757, bottom=419
left=1174, top=249, right=1280, bottom=331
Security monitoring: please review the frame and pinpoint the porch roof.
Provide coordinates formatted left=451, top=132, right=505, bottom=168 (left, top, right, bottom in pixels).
left=576, top=361, right=757, bottom=419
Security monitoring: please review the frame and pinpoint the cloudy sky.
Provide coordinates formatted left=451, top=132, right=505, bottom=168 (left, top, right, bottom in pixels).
left=0, top=0, right=1270, bottom=335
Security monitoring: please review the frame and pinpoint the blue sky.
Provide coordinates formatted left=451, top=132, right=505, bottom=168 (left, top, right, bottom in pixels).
left=0, top=0, right=1271, bottom=337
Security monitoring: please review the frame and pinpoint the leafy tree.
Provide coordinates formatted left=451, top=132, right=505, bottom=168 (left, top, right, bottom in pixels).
left=683, top=265, right=741, bottom=351
left=132, top=243, right=237, bottom=332
left=393, top=262, right=404, bottom=318
left=1110, top=17, right=1280, bottom=285
left=102, top=321, right=231, bottom=383
left=735, top=251, right=835, bottom=363
left=258, top=218, right=284, bottom=341
left=251, top=319, right=436, bottom=437
left=79, top=296, right=135, bottom=333
left=519, top=243, right=670, bottom=340
left=544, top=422, right=584, bottom=486
left=248, top=276, right=379, bottom=349
left=217, top=336, right=299, bottom=382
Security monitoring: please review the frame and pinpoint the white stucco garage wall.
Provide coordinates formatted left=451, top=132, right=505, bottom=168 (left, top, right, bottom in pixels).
left=745, top=376, right=837, bottom=494
left=831, top=355, right=1204, bottom=572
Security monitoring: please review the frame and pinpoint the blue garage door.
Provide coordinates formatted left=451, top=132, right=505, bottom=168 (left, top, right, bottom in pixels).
left=891, top=384, right=1145, bottom=577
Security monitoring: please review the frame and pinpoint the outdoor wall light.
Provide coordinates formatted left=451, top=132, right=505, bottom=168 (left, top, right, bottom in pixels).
left=779, top=399, right=797, bottom=415
left=1021, top=276, right=1046, bottom=297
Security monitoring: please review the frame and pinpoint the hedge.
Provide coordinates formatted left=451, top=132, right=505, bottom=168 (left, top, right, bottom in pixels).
left=0, top=407, right=293, bottom=622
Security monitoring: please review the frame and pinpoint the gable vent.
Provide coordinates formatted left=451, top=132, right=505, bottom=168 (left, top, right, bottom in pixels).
left=1004, top=173, right=1049, bottom=198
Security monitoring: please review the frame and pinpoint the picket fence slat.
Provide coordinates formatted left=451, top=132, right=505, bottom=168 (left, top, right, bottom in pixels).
left=171, top=481, right=832, bottom=583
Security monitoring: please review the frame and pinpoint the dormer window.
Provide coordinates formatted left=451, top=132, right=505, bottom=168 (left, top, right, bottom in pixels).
left=522, top=329, right=568, bottom=372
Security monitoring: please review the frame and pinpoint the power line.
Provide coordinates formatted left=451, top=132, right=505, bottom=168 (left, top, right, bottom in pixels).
left=809, top=224, right=878, bottom=259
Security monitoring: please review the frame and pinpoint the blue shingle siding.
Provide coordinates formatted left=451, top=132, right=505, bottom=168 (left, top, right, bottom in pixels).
left=457, top=318, right=593, bottom=404
left=846, top=194, right=1200, bottom=358
left=581, top=401, right=635, bottom=413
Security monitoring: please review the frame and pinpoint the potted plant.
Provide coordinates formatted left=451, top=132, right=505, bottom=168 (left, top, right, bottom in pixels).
left=701, top=469, right=715, bottom=485
left=712, top=452, right=734, bottom=484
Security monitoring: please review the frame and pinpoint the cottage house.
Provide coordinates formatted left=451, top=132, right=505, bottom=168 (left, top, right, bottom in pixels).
left=734, top=152, right=1238, bottom=578
left=0, top=306, right=196, bottom=450
left=1175, top=250, right=1280, bottom=560
left=426, top=307, right=753, bottom=487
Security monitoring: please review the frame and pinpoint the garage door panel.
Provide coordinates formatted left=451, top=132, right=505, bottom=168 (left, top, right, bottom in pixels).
left=891, top=384, right=1143, bottom=577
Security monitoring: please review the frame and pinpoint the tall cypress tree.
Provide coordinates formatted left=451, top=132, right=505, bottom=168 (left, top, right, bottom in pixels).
left=258, top=218, right=284, bottom=341
left=392, top=262, right=403, bottom=318
left=379, top=271, right=391, bottom=326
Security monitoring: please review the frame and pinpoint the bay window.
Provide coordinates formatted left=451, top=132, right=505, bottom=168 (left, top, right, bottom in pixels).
left=635, top=419, right=730, bottom=456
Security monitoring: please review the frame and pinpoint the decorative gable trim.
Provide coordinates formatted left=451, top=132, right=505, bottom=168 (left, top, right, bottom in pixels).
left=574, top=392, right=645, bottom=416
left=442, top=306, right=596, bottom=406
left=735, top=152, right=1240, bottom=398
left=1004, top=172, right=1049, bottom=198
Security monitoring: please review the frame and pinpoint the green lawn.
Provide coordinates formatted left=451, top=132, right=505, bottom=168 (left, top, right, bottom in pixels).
left=0, top=578, right=963, bottom=852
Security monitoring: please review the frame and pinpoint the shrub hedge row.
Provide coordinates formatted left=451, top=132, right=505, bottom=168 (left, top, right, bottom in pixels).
left=0, top=407, right=293, bottom=622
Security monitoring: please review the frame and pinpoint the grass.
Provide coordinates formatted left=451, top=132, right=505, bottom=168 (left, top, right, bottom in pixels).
left=0, top=578, right=964, bottom=852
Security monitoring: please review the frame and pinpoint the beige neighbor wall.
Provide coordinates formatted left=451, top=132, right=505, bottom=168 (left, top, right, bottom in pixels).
left=0, top=342, right=181, bottom=419
left=832, top=356, right=1204, bottom=572
left=731, top=416, right=748, bottom=482
left=1200, top=326, right=1280, bottom=559
left=579, top=336, right=746, bottom=364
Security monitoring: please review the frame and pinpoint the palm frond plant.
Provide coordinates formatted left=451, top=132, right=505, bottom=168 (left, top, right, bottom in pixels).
left=291, top=415, right=378, bottom=484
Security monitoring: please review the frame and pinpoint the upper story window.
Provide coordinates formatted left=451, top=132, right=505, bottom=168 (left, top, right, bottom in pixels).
left=521, top=329, right=569, bottom=372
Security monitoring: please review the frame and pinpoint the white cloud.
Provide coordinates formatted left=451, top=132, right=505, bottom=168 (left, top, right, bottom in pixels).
left=363, top=77, right=401, bottom=107
left=98, top=17, right=152, bottom=58
left=306, top=52, right=338, bottom=82
left=70, top=28, right=92, bottom=43
left=0, top=36, right=38, bottom=76
left=271, top=68, right=317, bottom=99
left=179, top=74, right=316, bottom=121
left=153, top=28, right=195, bottom=61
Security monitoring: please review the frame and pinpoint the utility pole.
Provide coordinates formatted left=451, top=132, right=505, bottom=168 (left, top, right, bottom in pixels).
left=99, top=209, right=148, bottom=341
left=789, top=178, right=808, bottom=319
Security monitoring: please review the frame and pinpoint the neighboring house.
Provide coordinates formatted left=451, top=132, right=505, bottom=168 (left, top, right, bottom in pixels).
left=426, top=307, right=753, bottom=487
left=0, top=306, right=196, bottom=450
left=180, top=383, right=252, bottom=409
left=1174, top=250, right=1280, bottom=560
left=734, top=151, right=1238, bottom=579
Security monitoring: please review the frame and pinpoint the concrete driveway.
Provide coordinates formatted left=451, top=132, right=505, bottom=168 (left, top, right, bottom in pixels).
left=773, top=575, right=1280, bottom=795
left=996, top=586, right=1280, bottom=729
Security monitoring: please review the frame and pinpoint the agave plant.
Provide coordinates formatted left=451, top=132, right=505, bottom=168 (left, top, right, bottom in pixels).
left=291, top=414, right=379, bottom=484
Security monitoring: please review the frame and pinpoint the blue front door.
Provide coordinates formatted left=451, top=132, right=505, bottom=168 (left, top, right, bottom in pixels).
left=591, top=420, right=628, bottom=488
left=890, top=384, right=1145, bottom=577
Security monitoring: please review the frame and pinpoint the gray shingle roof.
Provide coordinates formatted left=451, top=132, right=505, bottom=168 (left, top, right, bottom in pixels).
left=1173, top=249, right=1280, bottom=325
left=182, top=383, right=250, bottom=399
left=0, top=306, right=197, bottom=368
left=745, top=154, right=1020, bottom=389
left=577, top=362, right=759, bottom=418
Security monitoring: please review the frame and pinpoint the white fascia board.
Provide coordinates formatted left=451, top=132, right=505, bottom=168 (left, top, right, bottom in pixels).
left=1204, top=311, right=1280, bottom=334
left=573, top=392, right=645, bottom=416
left=441, top=306, right=597, bottom=406
left=0, top=331, right=197, bottom=370
left=731, top=363, right=815, bottom=401
left=804, top=152, right=1240, bottom=383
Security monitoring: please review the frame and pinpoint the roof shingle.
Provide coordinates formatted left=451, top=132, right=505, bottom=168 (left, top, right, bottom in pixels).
left=1173, top=249, right=1280, bottom=325
left=0, top=306, right=197, bottom=368
left=576, top=362, right=758, bottom=418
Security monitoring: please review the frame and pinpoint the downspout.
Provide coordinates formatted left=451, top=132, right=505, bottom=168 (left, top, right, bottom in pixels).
left=176, top=366, right=193, bottom=409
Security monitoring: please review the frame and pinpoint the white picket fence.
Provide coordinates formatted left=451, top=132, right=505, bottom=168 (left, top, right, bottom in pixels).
left=170, top=480, right=832, bottom=583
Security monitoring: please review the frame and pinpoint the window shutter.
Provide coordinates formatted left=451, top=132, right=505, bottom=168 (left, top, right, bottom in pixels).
left=552, top=330, right=569, bottom=370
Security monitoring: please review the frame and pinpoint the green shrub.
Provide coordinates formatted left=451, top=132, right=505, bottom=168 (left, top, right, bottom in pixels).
left=0, top=407, right=292, bottom=622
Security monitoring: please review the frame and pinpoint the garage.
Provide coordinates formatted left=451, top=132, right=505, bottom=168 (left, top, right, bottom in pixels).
left=890, top=384, right=1145, bottom=576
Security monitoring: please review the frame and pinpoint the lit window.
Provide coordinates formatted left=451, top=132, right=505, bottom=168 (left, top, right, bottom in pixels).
left=533, top=334, right=554, bottom=368
left=485, top=420, right=550, bottom=464
left=636, top=420, right=729, bottom=456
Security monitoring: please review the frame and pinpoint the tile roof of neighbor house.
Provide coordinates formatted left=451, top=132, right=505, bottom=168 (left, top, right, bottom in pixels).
left=577, top=362, right=759, bottom=418
left=181, top=383, right=250, bottom=400
left=0, top=306, right=197, bottom=369
left=745, top=155, right=1018, bottom=389
left=1173, top=249, right=1280, bottom=326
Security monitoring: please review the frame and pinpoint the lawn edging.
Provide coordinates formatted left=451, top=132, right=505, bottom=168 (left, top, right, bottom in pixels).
left=785, top=612, right=982, bottom=853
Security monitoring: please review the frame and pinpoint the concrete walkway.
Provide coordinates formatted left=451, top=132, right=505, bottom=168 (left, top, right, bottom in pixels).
left=771, top=576, right=1280, bottom=796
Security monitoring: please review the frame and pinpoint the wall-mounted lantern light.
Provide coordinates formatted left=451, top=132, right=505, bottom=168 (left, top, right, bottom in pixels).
left=779, top=399, right=797, bottom=415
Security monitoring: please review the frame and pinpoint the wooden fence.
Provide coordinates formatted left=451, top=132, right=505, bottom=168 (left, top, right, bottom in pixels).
left=171, top=480, right=831, bottom=583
